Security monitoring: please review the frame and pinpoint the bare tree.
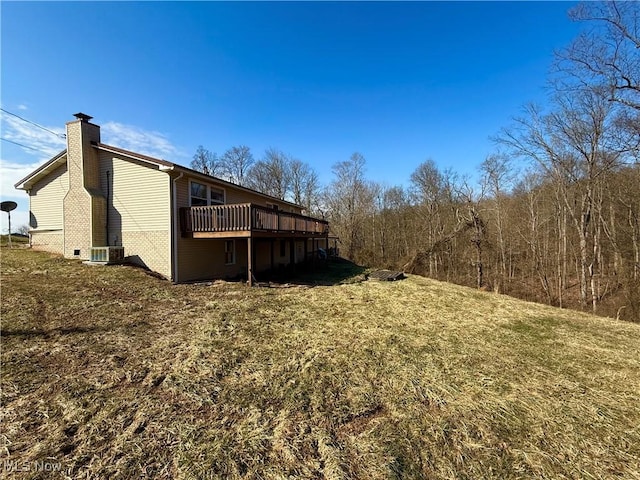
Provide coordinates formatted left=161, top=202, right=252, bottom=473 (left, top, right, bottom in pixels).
left=289, top=159, right=320, bottom=214
left=498, top=86, right=623, bottom=312
left=191, top=145, right=222, bottom=176
left=222, top=146, right=254, bottom=186
left=457, top=180, right=487, bottom=290
left=325, top=153, right=369, bottom=261
left=410, top=159, right=443, bottom=204
left=409, top=159, right=446, bottom=275
left=555, top=1, right=640, bottom=112
left=381, top=185, right=410, bottom=263
left=481, top=154, right=516, bottom=287
left=246, top=148, right=291, bottom=199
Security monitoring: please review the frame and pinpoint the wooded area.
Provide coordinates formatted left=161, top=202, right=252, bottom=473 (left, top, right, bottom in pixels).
left=193, top=2, right=639, bottom=321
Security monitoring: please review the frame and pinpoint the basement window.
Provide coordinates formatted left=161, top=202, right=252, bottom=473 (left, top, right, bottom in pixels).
left=225, top=240, right=235, bottom=265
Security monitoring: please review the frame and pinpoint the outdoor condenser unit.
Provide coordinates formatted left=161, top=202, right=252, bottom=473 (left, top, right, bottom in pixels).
left=90, top=246, right=124, bottom=263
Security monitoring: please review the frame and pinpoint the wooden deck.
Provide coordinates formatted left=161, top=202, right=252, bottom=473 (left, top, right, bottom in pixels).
left=180, top=204, right=329, bottom=238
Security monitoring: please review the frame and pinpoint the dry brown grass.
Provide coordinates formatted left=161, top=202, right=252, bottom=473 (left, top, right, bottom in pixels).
left=1, top=248, right=639, bottom=479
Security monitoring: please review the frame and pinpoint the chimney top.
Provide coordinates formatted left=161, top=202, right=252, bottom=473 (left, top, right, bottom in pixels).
left=73, top=112, right=93, bottom=122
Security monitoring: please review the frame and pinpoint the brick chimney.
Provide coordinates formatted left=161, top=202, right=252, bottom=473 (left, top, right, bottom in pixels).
left=62, top=113, right=107, bottom=258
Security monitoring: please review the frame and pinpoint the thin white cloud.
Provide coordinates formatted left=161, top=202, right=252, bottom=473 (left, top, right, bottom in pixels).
left=0, top=115, right=183, bottom=232
left=0, top=159, right=37, bottom=233
left=17, top=104, right=28, bottom=111
left=1, top=114, right=66, bottom=158
left=0, top=113, right=63, bottom=205
left=102, top=122, right=181, bottom=160
left=0, top=159, right=43, bottom=197
left=0, top=113, right=63, bottom=233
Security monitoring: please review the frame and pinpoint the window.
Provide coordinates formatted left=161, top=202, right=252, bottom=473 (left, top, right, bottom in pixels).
left=190, top=182, right=208, bottom=206
left=210, top=187, right=224, bottom=205
left=190, top=181, right=225, bottom=206
left=225, top=240, right=235, bottom=265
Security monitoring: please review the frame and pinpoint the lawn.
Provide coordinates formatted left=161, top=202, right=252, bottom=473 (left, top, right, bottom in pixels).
left=1, top=248, right=639, bottom=479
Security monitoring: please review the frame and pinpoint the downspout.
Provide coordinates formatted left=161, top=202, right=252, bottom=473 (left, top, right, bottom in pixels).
left=170, top=169, right=183, bottom=283
left=27, top=189, right=33, bottom=248
left=105, top=170, right=110, bottom=246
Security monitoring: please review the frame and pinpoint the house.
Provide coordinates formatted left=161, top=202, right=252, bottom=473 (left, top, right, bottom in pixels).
left=14, top=113, right=329, bottom=284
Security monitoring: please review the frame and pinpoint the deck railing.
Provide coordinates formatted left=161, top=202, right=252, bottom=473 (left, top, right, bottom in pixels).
left=180, top=203, right=329, bottom=236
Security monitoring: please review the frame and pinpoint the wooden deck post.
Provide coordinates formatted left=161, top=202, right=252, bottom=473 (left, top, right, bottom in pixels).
left=247, top=236, right=253, bottom=286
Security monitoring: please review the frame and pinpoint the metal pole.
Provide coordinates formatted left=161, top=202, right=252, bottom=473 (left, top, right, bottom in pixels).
left=7, top=211, right=12, bottom=249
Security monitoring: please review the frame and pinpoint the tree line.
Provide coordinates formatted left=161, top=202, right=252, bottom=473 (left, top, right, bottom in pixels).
left=192, top=2, right=639, bottom=321
left=190, top=145, right=321, bottom=214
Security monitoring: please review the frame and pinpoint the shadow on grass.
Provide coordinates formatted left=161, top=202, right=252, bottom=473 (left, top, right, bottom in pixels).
left=257, top=257, right=367, bottom=287
left=1, top=325, right=113, bottom=338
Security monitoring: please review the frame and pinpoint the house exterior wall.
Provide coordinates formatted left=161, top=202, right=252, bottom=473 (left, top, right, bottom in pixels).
left=31, top=232, right=65, bottom=253
left=30, top=162, right=68, bottom=255
left=174, top=173, right=302, bottom=282
left=177, top=238, right=248, bottom=282
left=20, top=115, right=319, bottom=284
left=254, top=240, right=273, bottom=272
left=175, top=172, right=302, bottom=212
left=29, top=162, right=68, bottom=230
left=98, top=152, right=172, bottom=279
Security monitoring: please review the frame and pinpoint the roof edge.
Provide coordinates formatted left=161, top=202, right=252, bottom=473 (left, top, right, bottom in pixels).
left=14, top=149, right=67, bottom=190
left=172, top=164, right=303, bottom=209
left=15, top=141, right=306, bottom=210
left=96, top=143, right=175, bottom=168
left=97, top=143, right=303, bottom=209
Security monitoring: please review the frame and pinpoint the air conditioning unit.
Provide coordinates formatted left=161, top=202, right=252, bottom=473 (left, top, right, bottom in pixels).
left=90, top=246, right=125, bottom=263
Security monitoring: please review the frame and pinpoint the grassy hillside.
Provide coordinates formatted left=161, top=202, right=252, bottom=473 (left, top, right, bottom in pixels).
left=0, top=234, right=29, bottom=247
left=2, top=249, right=639, bottom=479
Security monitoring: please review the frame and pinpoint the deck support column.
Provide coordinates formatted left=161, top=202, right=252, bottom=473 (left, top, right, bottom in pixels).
left=248, top=236, right=254, bottom=287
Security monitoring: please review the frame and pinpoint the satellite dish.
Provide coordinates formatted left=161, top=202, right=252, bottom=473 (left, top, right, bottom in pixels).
left=1, top=201, right=17, bottom=212
left=1, top=201, right=19, bottom=248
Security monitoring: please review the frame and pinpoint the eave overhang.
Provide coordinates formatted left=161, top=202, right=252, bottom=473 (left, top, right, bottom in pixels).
left=14, top=149, right=68, bottom=190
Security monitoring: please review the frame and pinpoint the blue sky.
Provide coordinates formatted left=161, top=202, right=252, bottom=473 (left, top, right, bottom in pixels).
left=1, top=1, right=582, bottom=231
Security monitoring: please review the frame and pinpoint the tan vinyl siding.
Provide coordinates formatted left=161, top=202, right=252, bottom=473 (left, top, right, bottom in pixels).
left=225, top=188, right=300, bottom=212
left=30, top=162, right=68, bottom=230
left=254, top=240, right=274, bottom=272
left=99, top=152, right=171, bottom=278
left=175, top=172, right=305, bottom=282
left=178, top=238, right=248, bottom=282
left=99, top=152, right=170, bottom=235
left=176, top=173, right=302, bottom=212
